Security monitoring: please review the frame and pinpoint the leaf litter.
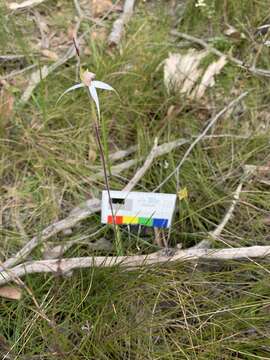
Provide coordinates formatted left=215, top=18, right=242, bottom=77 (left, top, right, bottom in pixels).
left=164, top=49, right=227, bottom=100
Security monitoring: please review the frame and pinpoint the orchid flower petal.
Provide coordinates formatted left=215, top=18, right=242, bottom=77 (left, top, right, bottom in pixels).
left=89, top=84, right=100, bottom=120
left=92, top=80, right=115, bottom=91
left=57, top=83, right=85, bottom=104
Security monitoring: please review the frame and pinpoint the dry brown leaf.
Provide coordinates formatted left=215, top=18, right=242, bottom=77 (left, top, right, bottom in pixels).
left=0, top=286, right=22, bottom=300
left=41, top=49, right=59, bottom=61
left=224, top=25, right=246, bottom=39
left=164, top=50, right=208, bottom=95
left=91, top=0, right=113, bottom=17
left=191, top=56, right=227, bottom=99
left=164, top=50, right=227, bottom=100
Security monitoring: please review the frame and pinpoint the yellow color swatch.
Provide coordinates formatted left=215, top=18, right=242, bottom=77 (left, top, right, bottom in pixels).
left=123, top=216, right=139, bottom=224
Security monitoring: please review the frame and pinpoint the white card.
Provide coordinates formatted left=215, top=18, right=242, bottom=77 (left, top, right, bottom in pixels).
left=101, top=191, right=176, bottom=228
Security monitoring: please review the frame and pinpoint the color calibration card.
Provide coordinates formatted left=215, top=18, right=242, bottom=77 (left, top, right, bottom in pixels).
left=101, top=191, right=177, bottom=228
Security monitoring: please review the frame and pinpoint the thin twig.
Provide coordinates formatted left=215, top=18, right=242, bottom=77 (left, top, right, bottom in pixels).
left=0, top=55, right=25, bottom=62
left=123, top=138, right=158, bottom=192
left=154, top=92, right=248, bottom=191
left=171, top=30, right=270, bottom=78
left=109, top=144, right=137, bottom=161
left=73, top=0, right=83, bottom=18
left=1, top=245, right=270, bottom=285
left=1, top=138, right=188, bottom=270
left=108, top=0, right=136, bottom=46
left=210, top=182, right=244, bottom=240
left=33, top=10, right=49, bottom=49
left=192, top=180, right=244, bottom=249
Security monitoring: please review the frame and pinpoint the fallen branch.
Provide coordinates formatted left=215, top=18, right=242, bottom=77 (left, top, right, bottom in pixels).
left=8, top=0, right=47, bottom=10
left=108, top=0, right=136, bottom=46
left=154, top=91, right=248, bottom=191
left=2, top=137, right=188, bottom=270
left=1, top=245, right=270, bottom=285
left=171, top=30, right=270, bottom=78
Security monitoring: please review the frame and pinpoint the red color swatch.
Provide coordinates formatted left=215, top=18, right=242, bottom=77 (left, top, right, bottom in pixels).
left=107, top=216, right=123, bottom=225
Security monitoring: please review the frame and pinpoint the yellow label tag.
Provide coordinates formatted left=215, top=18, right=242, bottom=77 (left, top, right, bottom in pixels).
left=178, top=187, right=188, bottom=200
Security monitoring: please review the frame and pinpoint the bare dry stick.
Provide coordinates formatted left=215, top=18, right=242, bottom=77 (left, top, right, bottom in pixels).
left=210, top=182, right=244, bottom=240
left=0, top=55, right=25, bottom=62
left=123, top=138, right=158, bottom=192
left=33, top=10, right=49, bottom=49
left=108, top=0, right=136, bottom=46
left=154, top=92, right=248, bottom=191
left=192, top=180, right=244, bottom=249
left=1, top=245, right=270, bottom=285
left=109, top=145, right=137, bottom=161
left=1, top=137, right=188, bottom=270
left=73, top=0, right=83, bottom=18
left=171, top=30, right=270, bottom=78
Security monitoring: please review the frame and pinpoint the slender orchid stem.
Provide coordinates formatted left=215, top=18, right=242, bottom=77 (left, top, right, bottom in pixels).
left=88, top=94, right=122, bottom=255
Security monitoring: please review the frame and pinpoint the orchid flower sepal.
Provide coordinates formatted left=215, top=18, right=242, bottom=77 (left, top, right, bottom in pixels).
left=57, top=70, right=116, bottom=120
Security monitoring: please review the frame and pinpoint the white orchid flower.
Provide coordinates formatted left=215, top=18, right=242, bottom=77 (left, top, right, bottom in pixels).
left=57, top=69, right=115, bottom=120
